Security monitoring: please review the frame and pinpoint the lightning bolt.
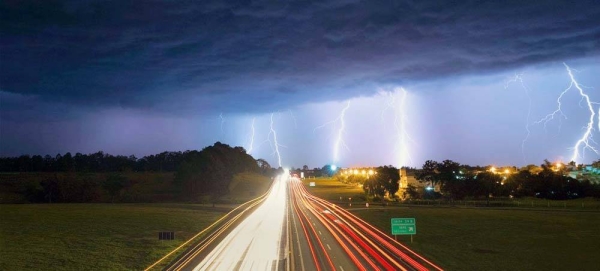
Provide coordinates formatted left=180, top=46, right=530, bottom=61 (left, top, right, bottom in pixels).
left=314, top=101, right=351, bottom=164
left=333, top=102, right=350, bottom=163
left=533, top=63, right=598, bottom=163
left=562, top=63, right=598, bottom=162
left=396, top=88, right=414, bottom=168
left=268, top=113, right=283, bottom=167
left=219, top=113, right=225, bottom=134
left=288, top=109, right=298, bottom=129
left=505, top=73, right=532, bottom=164
left=380, top=88, right=414, bottom=168
left=380, top=91, right=396, bottom=123
left=247, top=117, right=256, bottom=154
left=533, top=80, right=568, bottom=133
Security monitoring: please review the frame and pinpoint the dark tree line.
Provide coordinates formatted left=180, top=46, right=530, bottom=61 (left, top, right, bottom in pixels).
left=1, top=151, right=198, bottom=172
left=0, top=142, right=278, bottom=203
left=174, top=142, right=263, bottom=200
left=413, top=159, right=600, bottom=200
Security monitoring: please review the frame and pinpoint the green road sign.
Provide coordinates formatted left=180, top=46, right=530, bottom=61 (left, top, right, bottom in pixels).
left=391, top=218, right=416, bottom=235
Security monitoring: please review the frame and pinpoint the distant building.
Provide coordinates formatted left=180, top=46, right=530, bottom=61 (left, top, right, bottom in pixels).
left=300, top=169, right=319, bottom=178
left=396, top=168, right=440, bottom=199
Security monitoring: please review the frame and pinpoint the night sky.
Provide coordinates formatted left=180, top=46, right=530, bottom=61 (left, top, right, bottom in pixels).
left=1, top=0, right=600, bottom=169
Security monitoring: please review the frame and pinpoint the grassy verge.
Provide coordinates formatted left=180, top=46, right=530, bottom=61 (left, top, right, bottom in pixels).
left=0, top=204, right=229, bottom=270
left=303, top=177, right=600, bottom=270
left=351, top=207, right=600, bottom=270
left=301, top=177, right=365, bottom=202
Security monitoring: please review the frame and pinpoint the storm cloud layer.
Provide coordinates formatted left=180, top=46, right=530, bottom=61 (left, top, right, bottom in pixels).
left=2, top=0, right=599, bottom=117
left=1, top=1, right=600, bottom=166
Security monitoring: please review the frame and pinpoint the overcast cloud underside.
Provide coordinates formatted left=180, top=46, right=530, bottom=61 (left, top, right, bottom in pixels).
left=1, top=0, right=600, bottom=167
left=2, top=0, right=599, bottom=115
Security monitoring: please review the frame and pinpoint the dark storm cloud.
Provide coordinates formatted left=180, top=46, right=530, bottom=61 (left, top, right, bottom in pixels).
left=2, top=0, right=599, bottom=117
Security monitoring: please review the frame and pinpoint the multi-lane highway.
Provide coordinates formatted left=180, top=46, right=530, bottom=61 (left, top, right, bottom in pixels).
left=162, top=174, right=443, bottom=271
left=288, top=177, right=443, bottom=271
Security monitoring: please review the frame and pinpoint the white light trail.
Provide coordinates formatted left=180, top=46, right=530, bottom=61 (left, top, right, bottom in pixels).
left=194, top=174, right=288, bottom=271
left=505, top=73, right=532, bottom=164
left=269, top=113, right=283, bottom=167
left=313, top=101, right=351, bottom=164
left=247, top=117, right=256, bottom=154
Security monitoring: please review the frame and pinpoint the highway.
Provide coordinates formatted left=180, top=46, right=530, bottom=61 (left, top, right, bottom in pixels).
left=192, top=174, right=289, bottom=270
left=165, top=174, right=443, bottom=271
left=288, top=178, right=444, bottom=271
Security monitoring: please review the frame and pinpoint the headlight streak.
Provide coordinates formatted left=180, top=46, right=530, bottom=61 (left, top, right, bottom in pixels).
left=192, top=175, right=288, bottom=271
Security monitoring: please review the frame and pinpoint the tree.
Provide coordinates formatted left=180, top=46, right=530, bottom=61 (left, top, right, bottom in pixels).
left=41, top=177, right=59, bottom=203
left=321, top=164, right=338, bottom=177
left=256, top=159, right=272, bottom=175
left=416, top=160, right=439, bottom=187
left=174, top=142, right=260, bottom=201
left=103, top=174, right=128, bottom=202
left=365, top=166, right=400, bottom=199
left=476, top=172, right=503, bottom=205
left=403, top=184, right=421, bottom=199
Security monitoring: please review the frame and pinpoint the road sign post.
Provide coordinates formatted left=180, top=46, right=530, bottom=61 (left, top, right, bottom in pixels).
left=391, top=218, right=416, bottom=243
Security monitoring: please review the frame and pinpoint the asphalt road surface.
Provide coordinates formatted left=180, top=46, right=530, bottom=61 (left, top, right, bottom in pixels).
left=175, top=175, right=443, bottom=271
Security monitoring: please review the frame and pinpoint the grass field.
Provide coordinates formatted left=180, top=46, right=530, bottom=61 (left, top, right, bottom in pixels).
left=302, top=177, right=366, bottom=202
left=303, top=178, right=600, bottom=270
left=0, top=204, right=229, bottom=270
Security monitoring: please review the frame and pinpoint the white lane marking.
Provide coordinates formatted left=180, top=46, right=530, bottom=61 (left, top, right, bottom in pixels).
left=326, top=244, right=331, bottom=250
left=339, top=266, right=345, bottom=271
left=319, top=231, right=322, bottom=235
